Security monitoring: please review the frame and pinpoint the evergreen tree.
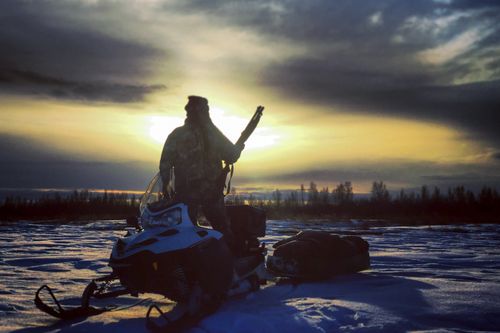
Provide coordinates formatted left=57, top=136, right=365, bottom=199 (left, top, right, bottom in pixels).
left=308, top=181, right=319, bottom=206
left=371, top=181, right=390, bottom=203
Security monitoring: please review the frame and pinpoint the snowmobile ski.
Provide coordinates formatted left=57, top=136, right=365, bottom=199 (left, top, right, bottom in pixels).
left=34, top=274, right=130, bottom=320
left=34, top=284, right=114, bottom=320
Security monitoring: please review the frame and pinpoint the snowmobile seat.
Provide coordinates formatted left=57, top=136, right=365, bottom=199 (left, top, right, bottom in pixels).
left=226, top=205, right=266, bottom=238
left=226, top=205, right=266, bottom=256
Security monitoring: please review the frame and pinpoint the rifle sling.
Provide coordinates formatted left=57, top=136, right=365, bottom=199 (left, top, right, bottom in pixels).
left=225, top=164, right=234, bottom=196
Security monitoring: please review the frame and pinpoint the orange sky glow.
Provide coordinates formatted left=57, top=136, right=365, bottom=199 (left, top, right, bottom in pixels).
left=1, top=1, right=499, bottom=193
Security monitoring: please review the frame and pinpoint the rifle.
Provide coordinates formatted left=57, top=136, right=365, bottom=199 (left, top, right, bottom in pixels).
left=236, top=105, right=264, bottom=147
left=221, top=105, right=264, bottom=195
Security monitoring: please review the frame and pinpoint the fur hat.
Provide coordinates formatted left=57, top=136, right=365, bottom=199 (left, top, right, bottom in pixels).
left=187, top=95, right=208, bottom=108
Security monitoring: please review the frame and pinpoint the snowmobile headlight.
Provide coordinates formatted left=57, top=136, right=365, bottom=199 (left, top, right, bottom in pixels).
left=142, top=208, right=182, bottom=228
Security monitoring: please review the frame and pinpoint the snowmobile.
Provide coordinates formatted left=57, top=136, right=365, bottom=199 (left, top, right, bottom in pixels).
left=35, top=105, right=267, bottom=331
left=34, top=173, right=269, bottom=332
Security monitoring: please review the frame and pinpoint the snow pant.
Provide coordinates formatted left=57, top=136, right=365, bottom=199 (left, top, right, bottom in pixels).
left=189, top=196, right=231, bottom=233
left=176, top=184, right=235, bottom=247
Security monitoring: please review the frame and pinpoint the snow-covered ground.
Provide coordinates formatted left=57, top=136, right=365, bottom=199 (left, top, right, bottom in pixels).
left=1, top=220, right=499, bottom=332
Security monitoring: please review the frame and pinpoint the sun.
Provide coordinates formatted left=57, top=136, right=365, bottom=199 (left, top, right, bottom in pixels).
left=148, top=109, right=279, bottom=149
left=148, top=116, right=184, bottom=143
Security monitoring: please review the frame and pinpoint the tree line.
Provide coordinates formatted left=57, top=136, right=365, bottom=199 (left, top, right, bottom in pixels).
left=226, top=181, right=500, bottom=223
left=1, top=181, right=499, bottom=223
left=0, top=190, right=139, bottom=221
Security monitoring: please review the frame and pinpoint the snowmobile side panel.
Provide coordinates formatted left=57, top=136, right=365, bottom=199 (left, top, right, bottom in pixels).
left=186, top=237, right=234, bottom=298
left=110, top=227, right=220, bottom=259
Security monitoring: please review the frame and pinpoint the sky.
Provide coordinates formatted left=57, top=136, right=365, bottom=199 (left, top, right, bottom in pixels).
left=1, top=0, right=499, bottom=193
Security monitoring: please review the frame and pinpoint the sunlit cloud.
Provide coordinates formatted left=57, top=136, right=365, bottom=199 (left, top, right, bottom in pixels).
left=400, top=11, right=473, bottom=37
left=417, top=27, right=493, bottom=65
left=368, top=11, right=383, bottom=27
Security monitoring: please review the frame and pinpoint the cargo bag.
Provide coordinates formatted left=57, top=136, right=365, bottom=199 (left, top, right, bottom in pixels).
left=267, top=231, right=370, bottom=280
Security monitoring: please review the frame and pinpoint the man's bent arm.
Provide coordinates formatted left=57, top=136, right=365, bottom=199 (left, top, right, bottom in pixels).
left=210, top=124, right=242, bottom=164
left=159, top=133, right=176, bottom=190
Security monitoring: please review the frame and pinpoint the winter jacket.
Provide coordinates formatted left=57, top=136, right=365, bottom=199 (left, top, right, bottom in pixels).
left=159, top=118, right=241, bottom=201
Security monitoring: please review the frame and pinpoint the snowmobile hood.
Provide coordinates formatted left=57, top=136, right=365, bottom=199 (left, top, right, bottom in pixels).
left=110, top=203, right=222, bottom=262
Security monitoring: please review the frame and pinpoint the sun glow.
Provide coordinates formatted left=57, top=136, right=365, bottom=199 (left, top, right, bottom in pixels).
left=148, top=108, right=280, bottom=150
left=210, top=107, right=279, bottom=150
left=148, top=116, right=184, bottom=143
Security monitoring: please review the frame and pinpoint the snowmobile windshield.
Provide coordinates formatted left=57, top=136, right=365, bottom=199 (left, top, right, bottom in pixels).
left=142, top=207, right=182, bottom=229
left=139, top=173, right=163, bottom=215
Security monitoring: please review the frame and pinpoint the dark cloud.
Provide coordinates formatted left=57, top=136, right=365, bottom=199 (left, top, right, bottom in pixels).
left=0, top=0, right=165, bottom=103
left=0, top=133, right=154, bottom=190
left=0, top=133, right=64, bottom=162
left=421, top=173, right=487, bottom=182
left=173, top=0, right=434, bottom=47
left=1, top=132, right=498, bottom=191
left=237, top=160, right=500, bottom=191
left=0, top=70, right=165, bottom=103
left=176, top=0, right=500, bottom=147
left=265, top=61, right=500, bottom=144
left=449, top=0, right=500, bottom=10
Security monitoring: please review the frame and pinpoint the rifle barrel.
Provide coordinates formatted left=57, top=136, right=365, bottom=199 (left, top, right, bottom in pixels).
left=236, top=106, right=264, bottom=146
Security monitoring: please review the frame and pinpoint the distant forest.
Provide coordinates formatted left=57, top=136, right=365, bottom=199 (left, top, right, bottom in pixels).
left=1, top=181, right=499, bottom=223
left=0, top=190, right=139, bottom=221
left=228, top=181, right=500, bottom=223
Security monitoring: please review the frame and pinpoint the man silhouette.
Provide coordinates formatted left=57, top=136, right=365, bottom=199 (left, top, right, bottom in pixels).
left=159, top=95, right=243, bottom=243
